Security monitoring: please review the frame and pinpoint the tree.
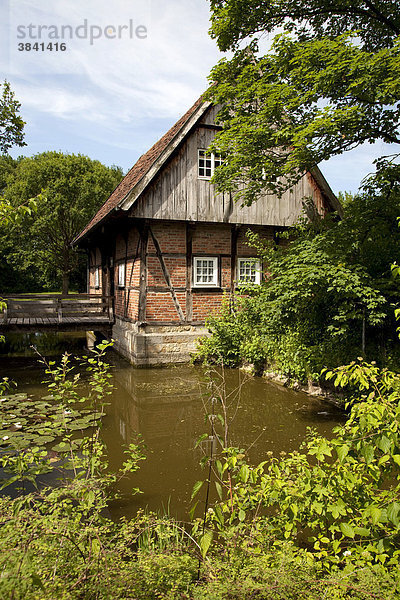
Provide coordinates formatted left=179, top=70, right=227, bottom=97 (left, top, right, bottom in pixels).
left=2, top=152, right=122, bottom=294
left=196, top=165, right=400, bottom=378
left=206, top=1, right=400, bottom=204
left=0, top=81, right=26, bottom=155
left=209, top=0, right=400, bottom=52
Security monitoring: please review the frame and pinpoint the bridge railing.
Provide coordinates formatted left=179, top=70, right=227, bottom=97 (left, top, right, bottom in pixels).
left=1, top=294, right=114, bottom=324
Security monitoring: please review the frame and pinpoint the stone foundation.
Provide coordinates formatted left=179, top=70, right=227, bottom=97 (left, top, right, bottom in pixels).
left=112, top=317, right=209, bottom=366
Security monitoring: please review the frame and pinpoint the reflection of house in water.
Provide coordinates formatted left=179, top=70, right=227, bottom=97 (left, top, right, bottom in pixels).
left=109, top=366, right=208, bottom=453
left=101, top=364, right=344, bottom=520
left=119, top=418, right=127, bottom=442
left=102, top=365, right=211, bottom=519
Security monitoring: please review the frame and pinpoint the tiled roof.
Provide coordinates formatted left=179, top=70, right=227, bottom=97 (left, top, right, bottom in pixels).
left=75, top=94, right=205, bottom=243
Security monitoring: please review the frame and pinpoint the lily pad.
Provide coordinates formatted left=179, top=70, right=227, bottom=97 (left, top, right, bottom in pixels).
left=0, top=392, right=105, bottom=452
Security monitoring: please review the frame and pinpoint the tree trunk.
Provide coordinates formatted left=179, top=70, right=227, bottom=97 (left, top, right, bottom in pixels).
left=62, top=271, right=69, bottom=295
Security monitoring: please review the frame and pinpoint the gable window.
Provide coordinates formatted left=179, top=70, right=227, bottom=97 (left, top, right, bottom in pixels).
left=193, top=257, right=218, bottom=287
left=118, top=262, right=126, bottom=288
left=94, top=267, right=100, bottom=289
left=237, top=258, right=261, bottom=285
left=198, top=149, right=223, bottom=179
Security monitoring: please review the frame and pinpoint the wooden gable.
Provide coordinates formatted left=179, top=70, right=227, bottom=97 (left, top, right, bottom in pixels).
left=127, top=104, right=339, bottom=226
left=75, top=98, right=340, bottom=246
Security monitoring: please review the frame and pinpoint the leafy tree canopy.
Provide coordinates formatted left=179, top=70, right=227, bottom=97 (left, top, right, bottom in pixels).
left=0, top=81, right=26, bottom=155
left=210, top=0, right=400, bottom=51
left=1, top=152, right=123, bottom=293
left=206, top=1, right=400, bottom=203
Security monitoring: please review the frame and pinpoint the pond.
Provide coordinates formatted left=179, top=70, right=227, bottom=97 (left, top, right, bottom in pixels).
left=0, top=332, right=344, bottom=521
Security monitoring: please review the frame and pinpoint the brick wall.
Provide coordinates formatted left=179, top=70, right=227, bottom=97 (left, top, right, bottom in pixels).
left=192, top=223, right=231, bottom=255
left=107, top=220, right=274, bottom=324
left=114, top=230, right=141, bottom=320
left=146, top=291, right=183, bottom=322
left=192, top=292, right=226, bottom=322
left=148, top=221, right=186, bottom=254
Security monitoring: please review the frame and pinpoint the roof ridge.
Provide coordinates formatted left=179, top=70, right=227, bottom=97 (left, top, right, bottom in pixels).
left=74, top=93, right=207, bottom=243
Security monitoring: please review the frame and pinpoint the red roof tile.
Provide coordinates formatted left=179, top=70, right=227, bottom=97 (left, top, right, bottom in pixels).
left=75, top=94, right=205, bottom=243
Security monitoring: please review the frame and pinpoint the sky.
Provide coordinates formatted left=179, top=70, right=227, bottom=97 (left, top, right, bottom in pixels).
left=0, top=0, right=392, bottom=195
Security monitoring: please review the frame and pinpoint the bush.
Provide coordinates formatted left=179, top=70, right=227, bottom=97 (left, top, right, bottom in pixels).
left=195, top=178, right=400, bottom=380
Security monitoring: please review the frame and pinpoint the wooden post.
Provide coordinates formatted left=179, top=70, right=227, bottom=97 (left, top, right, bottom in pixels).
left=108, top=295, right=114, bottom=323
left=230, top=225, right=239, bottom=291
left=230, top=225, right=240, bottom=313
left=86, top=250, right=90, bottom=295
left=57, top=297, right=62, bottom=324
left=138, top=224, right=149, bottom=323
left=186, top=223, right=193, bottom=323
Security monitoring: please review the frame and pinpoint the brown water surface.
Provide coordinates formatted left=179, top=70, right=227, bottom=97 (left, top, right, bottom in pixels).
left=0, top=334, right=344, bottom=521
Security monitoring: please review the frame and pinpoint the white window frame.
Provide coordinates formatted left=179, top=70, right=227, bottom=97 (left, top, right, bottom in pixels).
left=198, top=149, right=223, bottom=179
left=118, top=262, right=126, bottom=288
left=193, top=256, right=219, bottom=288
left=94, top=267, right=100, bottom=289
left=237, top=258, right=261, bottom=285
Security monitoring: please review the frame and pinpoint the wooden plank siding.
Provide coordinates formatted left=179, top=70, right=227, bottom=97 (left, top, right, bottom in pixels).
left=128, top=107, right=330, bottom=227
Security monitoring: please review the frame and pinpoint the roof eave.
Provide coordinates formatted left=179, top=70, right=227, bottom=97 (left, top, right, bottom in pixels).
left=310, top=165, right=343, bottom=217
left=118, top=101, right=212, bottom=213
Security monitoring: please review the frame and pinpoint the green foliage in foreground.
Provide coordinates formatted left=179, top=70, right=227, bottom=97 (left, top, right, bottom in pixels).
left=197, top=362, right=400, bottom=566
left=2, top=352, right=400, bottom=598
left=2, top=493, right=399, bottom=600
left=195, top=166, right=400, bottom=381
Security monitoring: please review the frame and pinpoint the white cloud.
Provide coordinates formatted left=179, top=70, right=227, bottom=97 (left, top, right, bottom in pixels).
left=12, top=82, right=101, bottom=121
left=320, top=141, right=395, bottom=194
left=3, top=0, right=220, bottom=126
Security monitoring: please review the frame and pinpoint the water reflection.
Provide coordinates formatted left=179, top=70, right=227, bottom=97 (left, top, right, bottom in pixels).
left=0, top=331, right=87, bottom=357
left=103, top=359, right=344, bottom=520
left=0, top=334, right=344, bottom=522
left=103, top=363, right=210, bottom=520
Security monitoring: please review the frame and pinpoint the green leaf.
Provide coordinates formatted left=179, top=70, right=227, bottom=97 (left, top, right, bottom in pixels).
left=370, top=506, right=382, bottom=525
left=188, top=501, right=198, bottom=520
left=361, top=444, right=374, bottom=465
left=387, top=502, right=400, bottom=527
left=199, top=530, right=213, bottom=558
left=340, top=522, right=355, bottom=538
left=377, top=436, right=391, bottom=454
left=215, top=481, right=223, bottom=500
left=354, top=526, right=370, bottom=537
left=214, top=504, right=225, bottom=526
left=191, top=480, right=204, bottom=501
left=336, top=444, right=349, bottom=462
left=52, top=441, right=70, bottom=453
left=238, top=509, right=246, bottom=522
left=239, top=465, right=250, bottom=483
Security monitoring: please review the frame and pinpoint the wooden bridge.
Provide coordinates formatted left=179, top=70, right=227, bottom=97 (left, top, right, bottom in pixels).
left=0, top=294, right=114, bottom=332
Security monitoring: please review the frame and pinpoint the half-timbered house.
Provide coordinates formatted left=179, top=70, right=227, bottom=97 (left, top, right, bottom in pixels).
left=75, top=96, right=341, bottom=365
